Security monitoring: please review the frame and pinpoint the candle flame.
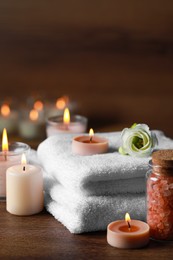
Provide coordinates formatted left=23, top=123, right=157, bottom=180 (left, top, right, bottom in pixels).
left=1, top=104, right=10, bottom=117
left=56, top=98, right=66, bottom=110
left=63, top=108, right=70, bottom=124
left=21, top=153, right=27, bottom=165
left=125, top=213, right=131, bottom=222
left=89, top=128, right=94, bottom=138
left=89, top=128, right=94, bottom=142
left=125, top=213, right=131, bottom=229
left=34, top=100, right=43, bottom=111
left=2, top=128, right=9, bottom=152
left=29, top=109, right=39, bottom=121
left=21, top=153, right=27, bottom=171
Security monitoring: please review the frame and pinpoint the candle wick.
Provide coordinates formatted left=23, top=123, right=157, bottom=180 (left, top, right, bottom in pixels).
left=90, top=136, right=93, bottom=143
left=4, top=152, right=7, bottom=161
left=23, top=166, right=26, bottom=172
left=65, top=123, right=69, bottom=131
left=127, top=221, right=131, bottom=230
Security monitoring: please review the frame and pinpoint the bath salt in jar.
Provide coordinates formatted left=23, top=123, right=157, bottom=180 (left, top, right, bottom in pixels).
left=146, top=150, right=173, bottom=240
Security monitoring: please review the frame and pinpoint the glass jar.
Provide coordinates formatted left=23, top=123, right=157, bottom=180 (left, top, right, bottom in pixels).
left=146, top=150, right=173, bottom=240
left=0, top=142, right=30, bottom=200
left=46, top=115, right=88, bottom=137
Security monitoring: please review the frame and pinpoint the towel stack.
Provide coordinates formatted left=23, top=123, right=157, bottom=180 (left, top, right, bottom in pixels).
left=37, top=130, right=173, bottom=233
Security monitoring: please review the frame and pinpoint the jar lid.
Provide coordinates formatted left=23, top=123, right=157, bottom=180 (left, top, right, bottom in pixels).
left=152, top=150, right=173, bottom=168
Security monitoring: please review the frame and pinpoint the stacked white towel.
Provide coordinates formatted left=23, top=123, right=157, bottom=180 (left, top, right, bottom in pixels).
left=37, top=130, right=173, bottom=233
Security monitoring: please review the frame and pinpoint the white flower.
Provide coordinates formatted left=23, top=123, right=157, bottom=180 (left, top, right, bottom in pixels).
left=119, top=123, right=158, bottom=157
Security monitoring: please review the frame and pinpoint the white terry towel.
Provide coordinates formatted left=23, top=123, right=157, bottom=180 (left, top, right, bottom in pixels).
left=37, top=130, right=173, bottom=196
left=45, top=183, right=145, bottom=234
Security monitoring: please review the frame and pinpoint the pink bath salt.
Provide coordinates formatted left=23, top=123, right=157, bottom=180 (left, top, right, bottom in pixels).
left=159, top=197, right=165, bottom=206
left=157, top=222, right=164, bottom=229
left=169, top=199, right=173, bottom=208
left=147, top=154, right=173, bottom=220
left=147, top=176, right=173, bottom=238
left=153, top=184, right=159, bottom=192
left=161, top=180, right=168, bottom=185
left=163, top=190, right=172, bottom=196
left=160, top=212, right=165, bottom=218
left=169, top=183, right=173, bottom=189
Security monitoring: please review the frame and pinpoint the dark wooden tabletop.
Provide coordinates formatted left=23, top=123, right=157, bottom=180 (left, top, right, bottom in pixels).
left=0, top=202, right=173, bottom=259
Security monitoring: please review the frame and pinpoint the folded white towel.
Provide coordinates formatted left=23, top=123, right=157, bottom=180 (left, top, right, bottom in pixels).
left=38, top=130, right=173, bottom=196
left=44, top=183, right=145, bottom=233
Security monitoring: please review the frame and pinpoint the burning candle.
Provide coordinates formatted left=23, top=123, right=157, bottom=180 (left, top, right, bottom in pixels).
left=107, top=213, right=150, bottom=249
left=56, top=96, right=68, bottom=110
left=33, top=100, right=45, bottom=121
left=46, top=108, right=87, bottom=137
left=0, top=129, right=30, bottom=199
left=34, top=100, right=44, bottom=111
left=72, top=128, right=108, bottom=156
left=45, top=96, right=68, bottom=118
left=0, top=104, right=18, bottom=134
left=19, top=108, right=45, bottom=139
left=6, top=154, right=44, bottom=216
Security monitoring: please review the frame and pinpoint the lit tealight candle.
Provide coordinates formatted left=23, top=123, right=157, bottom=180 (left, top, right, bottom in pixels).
left=107, top=213, right=150, bottom=249
left=45, top=96, right=68, bottom=118
left=0, top=104, right=18, bottom=134
left=6, top=153, right=44, bottom=216
left=56, top=96, right=68, bottom=110
left=72, top=128, right=108, bottom=156
left=34, top=100, right=45, bottom=121
left=0, top=129, right=30, bottom=199
left=46, top=108, right=87, bottom=137
left=34, top=100, right=44, bottom=111
left=19, top=109, right=45, bottom=139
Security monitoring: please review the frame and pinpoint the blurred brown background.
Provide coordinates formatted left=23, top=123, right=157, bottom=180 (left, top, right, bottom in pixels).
left=0, top=1, right=173, bottom=137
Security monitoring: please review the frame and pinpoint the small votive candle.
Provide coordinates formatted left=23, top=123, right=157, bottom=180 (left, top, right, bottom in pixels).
left=72, top=128, right=108, bottom=156
left=45, top=96, right=69, bottom=118
left=19, top=109, right=46, bottom=139
left=0, top=129, right=30, bottom=199
left=107, top=213, right=150, bottom=249
left=46, top=108, right=87, bottom=137
left=33, top=100, right=45, bottom=121
left=6, top=154, right=44, bottom=216
left=0, top=104, right=18, bottom=134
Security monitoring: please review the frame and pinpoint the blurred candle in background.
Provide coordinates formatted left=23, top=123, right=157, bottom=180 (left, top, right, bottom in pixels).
left=56, top=96, right=68, bottom=110
left=0, top=104, right=18, bottom=134
left=18, top=109, right=46, bottom=140
left=45, top=96, right=77, bottom=119
left=33, top=100, right=45, bottom=121
left=45, top=96, right=68, bottom=118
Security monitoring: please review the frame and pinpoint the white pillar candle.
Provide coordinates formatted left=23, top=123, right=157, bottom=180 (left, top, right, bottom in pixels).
left=0, top=129, right=30, bottom=199
left=6, top=155, right=44, bottom=216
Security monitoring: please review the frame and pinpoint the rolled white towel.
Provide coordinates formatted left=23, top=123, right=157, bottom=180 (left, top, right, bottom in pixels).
left=38, top=130, right=173, bottom=196
left=45, top=184, right=146, bottom=234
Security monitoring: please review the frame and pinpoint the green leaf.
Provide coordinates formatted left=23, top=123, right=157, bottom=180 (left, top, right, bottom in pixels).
left=118, top=146, right=128, bottom=155
left=130, top=123, right=137, bottom=129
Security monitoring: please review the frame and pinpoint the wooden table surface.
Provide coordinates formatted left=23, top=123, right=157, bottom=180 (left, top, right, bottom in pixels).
left=0, top=201, right=173, bottom=259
